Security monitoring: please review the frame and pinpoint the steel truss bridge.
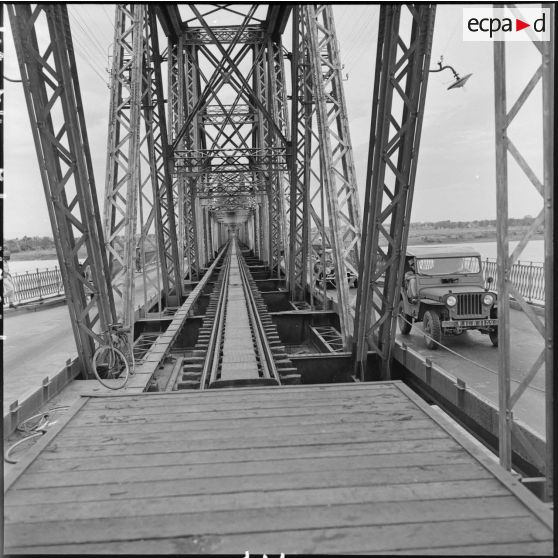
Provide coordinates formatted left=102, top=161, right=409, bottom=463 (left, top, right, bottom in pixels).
left=7, top=2, right=554, bottom=505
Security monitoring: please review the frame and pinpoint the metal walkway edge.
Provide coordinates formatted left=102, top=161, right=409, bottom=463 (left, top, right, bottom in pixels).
left=3, top=382, right=553, bottom=554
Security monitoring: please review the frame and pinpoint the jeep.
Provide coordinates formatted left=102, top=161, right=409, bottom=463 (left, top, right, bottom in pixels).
left=398, top=246, right=498, bottom=349
left=313, top=248, right=358, bottom=289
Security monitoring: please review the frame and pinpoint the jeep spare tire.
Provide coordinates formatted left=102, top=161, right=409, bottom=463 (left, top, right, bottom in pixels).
left=423, top=310, right=441, bottom=350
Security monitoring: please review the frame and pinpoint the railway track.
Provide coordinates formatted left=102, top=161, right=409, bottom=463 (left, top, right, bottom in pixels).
left=171, top=239, right=299, bottom=390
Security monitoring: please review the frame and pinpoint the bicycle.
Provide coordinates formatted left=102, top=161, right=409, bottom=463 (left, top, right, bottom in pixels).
left=5, top=406, right=70, bottom=464
left=92, top=323, right=135, bottom=390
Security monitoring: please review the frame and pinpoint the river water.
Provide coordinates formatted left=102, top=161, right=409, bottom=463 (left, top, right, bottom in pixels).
left=8, top=259, right=62, bottom=275
left=407, top=239, right=545, bottom=264
left=8, top=239, right=545, bottom=275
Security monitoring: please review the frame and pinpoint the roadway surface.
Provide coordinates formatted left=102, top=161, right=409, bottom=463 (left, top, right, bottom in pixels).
left=328, top=287, right=546, bottom=437
left=3, top=280, right=546, bottom=437
left=3, top=269, right=161, bottom=416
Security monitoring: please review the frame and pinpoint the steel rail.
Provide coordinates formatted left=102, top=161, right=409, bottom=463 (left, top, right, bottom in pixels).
left=236, top=242, right=281, bottom=384
left=199, top=242, right=232, bottom=390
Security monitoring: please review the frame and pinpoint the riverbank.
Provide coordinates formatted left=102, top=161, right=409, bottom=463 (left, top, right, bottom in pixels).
left=9, top=249, right=59, bottom=261
left=407, top=226, right=544, bottom=246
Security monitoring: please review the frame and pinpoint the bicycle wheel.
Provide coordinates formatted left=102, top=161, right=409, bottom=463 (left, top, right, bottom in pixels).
left=92, top=345, right=130, bottom=390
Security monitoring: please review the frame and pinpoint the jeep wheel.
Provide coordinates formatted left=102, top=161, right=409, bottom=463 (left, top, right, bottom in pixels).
left=423, top=310, right=441, bottom=350
left=398, top=300, right=412, bottom=335
left=489, top=328, right=498, bottom=347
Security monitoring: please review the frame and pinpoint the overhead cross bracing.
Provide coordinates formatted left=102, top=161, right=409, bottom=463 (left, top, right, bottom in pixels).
left=156, top=3, right=361, bottom=322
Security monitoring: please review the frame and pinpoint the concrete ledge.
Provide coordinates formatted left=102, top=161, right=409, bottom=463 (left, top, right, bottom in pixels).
left=510, top=299, right=545, bottom=316
left=392, top=340, right=546, bottom=478
left=3, top=295, right=67, bottom=315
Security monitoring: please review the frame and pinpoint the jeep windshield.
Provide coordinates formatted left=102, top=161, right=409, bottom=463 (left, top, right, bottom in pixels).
left=416, top=256, right=481, bottom=276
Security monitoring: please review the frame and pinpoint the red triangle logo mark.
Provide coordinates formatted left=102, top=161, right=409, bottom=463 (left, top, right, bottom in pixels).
left=516, top=19, right=530, bottom=32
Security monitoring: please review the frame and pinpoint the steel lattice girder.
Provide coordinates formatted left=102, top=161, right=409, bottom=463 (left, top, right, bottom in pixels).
left=170, top=5, right=290, bottom=273
left=353, top=5, right=436, bottom=378
left=493, top=4, right=553, bottom=500
left=105, top=4, right=182, bottom=320
left=8, top=4, right=117, bottom=377
left=287, top=5, right=363, bottom=346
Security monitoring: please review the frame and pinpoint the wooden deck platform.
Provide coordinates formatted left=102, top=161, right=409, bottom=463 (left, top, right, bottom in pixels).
left=3, top=382, right=553, bottom=554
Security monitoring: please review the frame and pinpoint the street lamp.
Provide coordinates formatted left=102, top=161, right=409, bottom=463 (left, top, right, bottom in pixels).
left=430, top=56, right=472, bottom=90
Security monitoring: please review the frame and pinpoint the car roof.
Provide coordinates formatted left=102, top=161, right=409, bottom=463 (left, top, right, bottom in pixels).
left=406, top=245, right=481, bottom=258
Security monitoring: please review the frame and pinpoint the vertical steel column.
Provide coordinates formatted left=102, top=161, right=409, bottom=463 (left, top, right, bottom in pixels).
left=255, top=203, right=262, bottom=259
left=267, top=38, right=286, bottom=277
left=542, top=5, right=554, bottom=502
left=168, top=37, right=186, bottom=280
left=494, top=35, right=512, bottom=474
left=288, top=6, right=311, bottom=300
left=8, top=4, right=116, bottom=377
left=306, top=5, right=362, bottom=346
left=353, top=5, right=436, bottom=378
left=493, top=4, right=553, bottom=500
left=254, top=41, right=273, bottom=269
left=104, top=4, right=145, bottom=330
left=273, top=39, right=291, bottom=274
left=183, top=42, right=201, bottom=277
left=145, top=8, right=182, bottom=302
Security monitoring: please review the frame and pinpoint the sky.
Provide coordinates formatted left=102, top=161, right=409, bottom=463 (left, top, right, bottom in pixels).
left=2, top=3, right=546, bottom=238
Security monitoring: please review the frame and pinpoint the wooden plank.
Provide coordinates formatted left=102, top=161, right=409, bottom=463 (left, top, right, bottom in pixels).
left=7, top=479, right=510, bottom=524
left=50, top=416, right=438, bottom=448
left=10, top=540, right=554, bottom=556
left=78, top=389, right=405, bottom=415
left=72, top=398, right=415, bottom=423
left=40, top=427, right=448, bottom=460
left=6, top=479, right=509, bottom=523
left=32, top=409, right=428, bottom=441
left=61, top=401, right=421, bottom=429
left=25, top=437, right=462, bottom=474
left=81, top=381, right=397, bottom=403
left=57, top=406, right=424, bottom=435
left=38, top=419, right=443, bottom=459
left=4, top=462, right=492, bottom=506
left=12, top=450, right=474, bottom=489
left=5, top=509, right=548, bottom=550
left=380, top=541, right=554, bottom=555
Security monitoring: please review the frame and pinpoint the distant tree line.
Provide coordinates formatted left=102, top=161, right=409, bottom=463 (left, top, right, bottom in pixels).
left=5, top=233, right=159, bottom=254
left=411, top=216, right=535, bottom=229
left=5, top=236, right=55, bottom=253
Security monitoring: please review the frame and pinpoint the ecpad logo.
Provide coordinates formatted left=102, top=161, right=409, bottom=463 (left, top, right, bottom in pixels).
left=463, top=7, right=551, bottom=42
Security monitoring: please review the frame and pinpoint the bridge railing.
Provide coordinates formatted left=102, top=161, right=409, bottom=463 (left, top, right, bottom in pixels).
left=5, top=257, right=545, bottom=307
left=8, top=267, right=64, bottom=305
left=482, top=258, right=545, bottom=305
left=5, top=251, right=163, bottom=307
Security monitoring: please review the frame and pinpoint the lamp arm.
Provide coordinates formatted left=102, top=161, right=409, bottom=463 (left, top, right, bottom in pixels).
left=429, top=61, right=460, bottom=79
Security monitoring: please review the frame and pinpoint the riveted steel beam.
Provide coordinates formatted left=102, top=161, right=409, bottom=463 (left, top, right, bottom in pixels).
left=8, top=4, right=116, bottom=378
left=493, top=3, right=553, bottom=501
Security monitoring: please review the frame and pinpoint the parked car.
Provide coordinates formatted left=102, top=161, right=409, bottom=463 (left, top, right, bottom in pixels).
left=313, top=248, right=358, bottom=289
left=399, top=246, right=498, bottom=349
